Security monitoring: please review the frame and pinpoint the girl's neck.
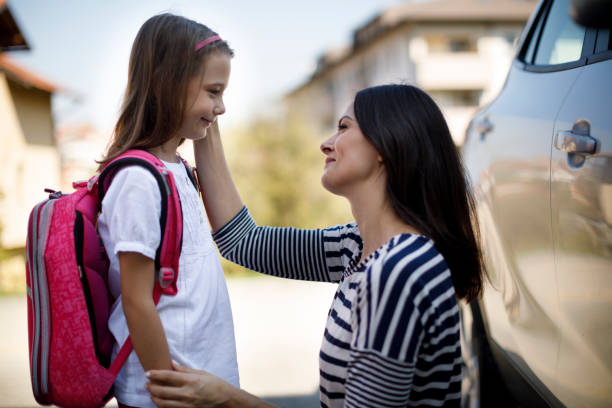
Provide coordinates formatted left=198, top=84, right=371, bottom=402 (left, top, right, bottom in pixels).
left=148, top=137, right=180, bottom=163
left=348, top=186, right=420, bottom=263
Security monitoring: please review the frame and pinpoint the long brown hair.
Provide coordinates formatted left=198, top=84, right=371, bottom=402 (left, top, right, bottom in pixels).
left=354, top=84, right=484, bottom=302
left=98, top=13, right=233, bottom=170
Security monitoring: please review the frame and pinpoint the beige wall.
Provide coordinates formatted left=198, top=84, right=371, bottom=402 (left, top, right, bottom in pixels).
left=8, top=80, right=55, bottom=146
left=0, top=73, right=60, bottom=249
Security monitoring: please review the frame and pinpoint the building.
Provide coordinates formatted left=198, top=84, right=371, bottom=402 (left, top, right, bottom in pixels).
left=0, top=0, right=60, bottom=291
left=285, top=0, right=537, bottom=145
left=55, top=123, right=108, bottom=192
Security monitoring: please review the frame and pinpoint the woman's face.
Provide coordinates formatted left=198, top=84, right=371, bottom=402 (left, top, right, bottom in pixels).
left=176, top=52, right=231, bottom=141
left=320, top=103, right=383, bottom=196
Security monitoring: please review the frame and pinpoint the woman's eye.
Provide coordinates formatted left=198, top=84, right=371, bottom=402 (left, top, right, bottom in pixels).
left=209, top=90, right=219, bottom=96
left=338, top=123, right=347, bottom=130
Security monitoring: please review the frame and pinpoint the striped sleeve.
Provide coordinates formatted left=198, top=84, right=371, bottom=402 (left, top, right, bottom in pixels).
left=321, top=222, right=362, bottom=282
left=345, top=235, right=459, bottom=407
left=212, top=206, right=362, bottom=282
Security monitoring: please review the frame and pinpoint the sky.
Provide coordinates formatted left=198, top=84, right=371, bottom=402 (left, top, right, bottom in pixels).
left=6, top=0, right=405, bottom=134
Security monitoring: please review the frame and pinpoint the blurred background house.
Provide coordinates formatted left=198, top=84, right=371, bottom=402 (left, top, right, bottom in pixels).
left=55, top=123, right=107, bottom=190
left=286, top=0, right=536, bottom=145
left=0, top=0, right=60, bottom=291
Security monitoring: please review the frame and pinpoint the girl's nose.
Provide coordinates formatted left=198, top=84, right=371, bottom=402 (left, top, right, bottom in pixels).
left=215, top=99, right=226, bottom=116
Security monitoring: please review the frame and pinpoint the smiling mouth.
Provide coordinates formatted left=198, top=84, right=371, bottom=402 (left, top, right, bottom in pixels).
left=201, top=117, right=212, bottom=127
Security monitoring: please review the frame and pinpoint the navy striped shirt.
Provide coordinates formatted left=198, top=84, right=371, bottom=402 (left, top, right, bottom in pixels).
left=213, top=207, right=461, bottom=407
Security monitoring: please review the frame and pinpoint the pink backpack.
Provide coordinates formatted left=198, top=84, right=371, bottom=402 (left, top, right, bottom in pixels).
left=25, top=149, right=194, bottom=408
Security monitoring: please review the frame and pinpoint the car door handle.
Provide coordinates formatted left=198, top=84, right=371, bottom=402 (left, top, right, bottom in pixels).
left=554, top=119, right=598, bottom=154
left=476, top=116, right=493, bottom=141
left=555, top=119, right=598, bottom=168
left=555, top=131, right=597, bottom=154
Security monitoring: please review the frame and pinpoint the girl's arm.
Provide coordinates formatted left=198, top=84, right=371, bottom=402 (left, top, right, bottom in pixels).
left=119, top=252, right=172, bottom=371
left=194, top=123, right=361, bottom=283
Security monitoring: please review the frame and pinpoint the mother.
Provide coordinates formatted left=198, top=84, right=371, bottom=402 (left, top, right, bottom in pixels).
left=147, top=84, right=484, bottom=407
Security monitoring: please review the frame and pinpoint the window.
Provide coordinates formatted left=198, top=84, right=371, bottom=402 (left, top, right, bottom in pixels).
left=426, top=35, right=477, bottom=53
left=594, top=28, right=611, bottom=53
left=523, top=10, right=546, bottom=63
left=533, top=0, right=586, bottom=65
left=449, top=38, right=475, bottom=52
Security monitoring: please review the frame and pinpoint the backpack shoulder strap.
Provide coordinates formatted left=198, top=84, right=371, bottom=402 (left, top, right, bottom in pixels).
left=177, top=154, right=199, bottom=192
left=98, top=149, right=181, bottom=296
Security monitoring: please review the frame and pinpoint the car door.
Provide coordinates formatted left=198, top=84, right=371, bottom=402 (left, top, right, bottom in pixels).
left=550, top=28, right=612, bottom=407
left=462, top=0, right=590, bottom=400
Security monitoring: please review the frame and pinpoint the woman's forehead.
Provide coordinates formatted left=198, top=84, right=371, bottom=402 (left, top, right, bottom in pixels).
left=341, top=103, right=355, bottom=119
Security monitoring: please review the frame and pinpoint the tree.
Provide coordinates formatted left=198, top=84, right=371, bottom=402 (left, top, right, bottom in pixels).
left=219, top=112, right=352, bottom=276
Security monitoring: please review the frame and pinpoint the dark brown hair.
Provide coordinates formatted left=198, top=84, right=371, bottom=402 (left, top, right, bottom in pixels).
left=98, top=13, right=233, bottom=170
left=354, top=84, right=484, bottom=301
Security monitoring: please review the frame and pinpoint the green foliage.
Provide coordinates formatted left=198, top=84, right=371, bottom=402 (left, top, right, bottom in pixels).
left=220, top=112, right=352, bottom=277
left=228, top=112, right=351, bottom=228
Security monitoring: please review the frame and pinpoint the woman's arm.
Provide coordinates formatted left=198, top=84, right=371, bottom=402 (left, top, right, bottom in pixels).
left=212, top=207, right=332, bottom=282
left=119, top=252, right=172, bottom=371
left=146, top=362, right=276, bottom=408
left=194, top=123, right=329, bottom=282
left=194, top=121, right=243, bottom=231
left=194, top=123, right=361, bottom=283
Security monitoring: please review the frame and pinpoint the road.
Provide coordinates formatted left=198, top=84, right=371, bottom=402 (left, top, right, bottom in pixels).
left=0, top=275, right=337, bottom=407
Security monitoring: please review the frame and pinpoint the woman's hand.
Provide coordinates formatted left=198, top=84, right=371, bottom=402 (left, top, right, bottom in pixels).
left=204, top=119, right=220, bottom=140
left=193, top=118, right=244, bottom=232
left=146, top=362, right=276, bottom=408
left=146, top=361, right=230, bottom=408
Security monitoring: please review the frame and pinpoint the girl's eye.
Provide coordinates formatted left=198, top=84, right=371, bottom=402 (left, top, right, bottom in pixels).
left=209, top=90, right=220, bottom=96
left=338, top=123, right=348, bottom=130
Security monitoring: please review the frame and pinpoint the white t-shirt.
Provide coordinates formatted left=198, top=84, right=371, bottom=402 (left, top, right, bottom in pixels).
left=97, top=159, right=239, bottom=407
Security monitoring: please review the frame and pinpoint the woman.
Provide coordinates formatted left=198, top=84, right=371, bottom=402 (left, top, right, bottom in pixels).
left=146, top=84, right=484, bottom=407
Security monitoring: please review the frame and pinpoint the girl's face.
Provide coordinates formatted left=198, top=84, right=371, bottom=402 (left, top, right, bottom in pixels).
left=177, top=52, right=231, bottom=141
left=320, top=103, right=384, bottom=196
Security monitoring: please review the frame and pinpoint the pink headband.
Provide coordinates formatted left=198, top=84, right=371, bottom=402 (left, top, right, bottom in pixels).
left=195, top=35, right=221, bottom=51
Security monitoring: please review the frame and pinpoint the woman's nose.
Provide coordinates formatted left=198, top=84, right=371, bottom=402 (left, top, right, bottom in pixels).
left=320, top=134, right=336, bottom=155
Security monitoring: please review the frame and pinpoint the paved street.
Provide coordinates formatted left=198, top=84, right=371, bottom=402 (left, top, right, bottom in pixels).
left=0, top=275, right=336, bottom=407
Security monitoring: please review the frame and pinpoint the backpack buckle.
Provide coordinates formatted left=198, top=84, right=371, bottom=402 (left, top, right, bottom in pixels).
left=159, top=267, right=175, bottom=288
left=44, top=188, right=63, bottom=199
left=87, top=174, right=99, bottom=191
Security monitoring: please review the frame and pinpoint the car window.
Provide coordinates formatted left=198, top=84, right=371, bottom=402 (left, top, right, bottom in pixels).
left=534, top=0, right=586, bottom=65
left=523, top=8, right=546, bottom=64
left=594, top=28, right=611, bottom=53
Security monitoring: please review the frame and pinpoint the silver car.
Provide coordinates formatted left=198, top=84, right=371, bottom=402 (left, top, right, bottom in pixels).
left=460, top=0, right=612, bottom=407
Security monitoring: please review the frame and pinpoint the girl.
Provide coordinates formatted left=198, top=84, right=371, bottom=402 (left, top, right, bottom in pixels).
left=147, top=84, right=484, bottom=407
left=96, top=13, right=238, bottom=408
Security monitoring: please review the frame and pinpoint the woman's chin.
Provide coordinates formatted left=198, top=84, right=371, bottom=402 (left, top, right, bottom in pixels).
left=321, top=174, right=343, bottom=196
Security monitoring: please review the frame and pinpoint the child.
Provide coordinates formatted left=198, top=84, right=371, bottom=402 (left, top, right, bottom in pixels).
left=96, top=13, right=238, bottom=408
